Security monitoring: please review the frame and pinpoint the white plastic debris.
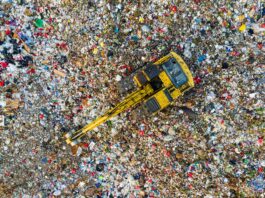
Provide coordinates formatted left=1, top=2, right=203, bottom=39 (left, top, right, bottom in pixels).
left=115, top=74, right=122, bottom=81
left=0, top=115, right=4, bottom=126
left=53, top=190, right=61, bottom=196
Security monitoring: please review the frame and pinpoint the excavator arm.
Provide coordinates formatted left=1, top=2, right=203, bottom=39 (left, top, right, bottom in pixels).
left=65, top=84, right=154, bottom=146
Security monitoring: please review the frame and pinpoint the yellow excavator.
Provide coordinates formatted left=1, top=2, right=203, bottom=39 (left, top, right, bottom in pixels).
left=64, top=51, right=194, bottom=146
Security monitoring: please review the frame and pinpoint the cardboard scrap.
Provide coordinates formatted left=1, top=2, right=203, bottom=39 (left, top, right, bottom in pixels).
left=0, top=115, right=4, bottom=127
left=54, top=69, right=66, bottom=77
left=6, top=99, right=20, bottom=109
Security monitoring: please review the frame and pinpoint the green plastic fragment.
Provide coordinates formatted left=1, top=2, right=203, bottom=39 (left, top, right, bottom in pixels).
left=106, top=120, right=112, bottom=128
left=243, top=159, right=249, bottom=164
left=35, top=19, right=44, bottom=28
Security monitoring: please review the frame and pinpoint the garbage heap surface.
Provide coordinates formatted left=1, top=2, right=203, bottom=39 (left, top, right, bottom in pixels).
left=0, top=0, right=264, bottom=197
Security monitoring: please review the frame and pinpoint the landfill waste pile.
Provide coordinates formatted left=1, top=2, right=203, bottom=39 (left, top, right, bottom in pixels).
left=0, top=0, right=264, bottom=197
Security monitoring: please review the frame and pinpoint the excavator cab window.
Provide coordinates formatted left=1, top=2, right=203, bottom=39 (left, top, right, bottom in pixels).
left=162, top=58, right=188, bottom=88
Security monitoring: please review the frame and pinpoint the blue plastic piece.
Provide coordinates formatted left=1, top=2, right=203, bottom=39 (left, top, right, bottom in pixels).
left=95, top=183, right=101, bottom=188
left=249, top=175, right=265, bottom=191
left=198, top=55, right=206, bottom=62
left=41, top=157, right=48, bottom=164
left=114, top=26, right=119, bottom=33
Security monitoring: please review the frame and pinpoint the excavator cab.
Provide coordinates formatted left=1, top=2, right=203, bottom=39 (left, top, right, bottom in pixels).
left=134, top=52, right=194, bottom=114
left=162, top=58, right=188, bottom=88
left=64, top=51, right=194, bottom=146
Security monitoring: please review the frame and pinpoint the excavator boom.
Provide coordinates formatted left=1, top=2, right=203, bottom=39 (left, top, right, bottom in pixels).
left=65, top=84, right=154, bottom=146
